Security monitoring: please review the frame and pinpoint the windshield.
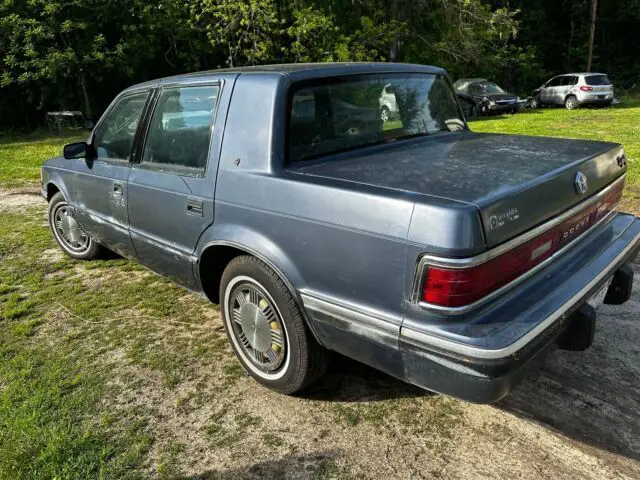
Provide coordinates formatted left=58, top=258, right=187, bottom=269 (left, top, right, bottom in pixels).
left=469, top=82, right=505, bottom=95
left=289, top=73, right=465, bottom=163
left=585, top=75, right=611, bottom=86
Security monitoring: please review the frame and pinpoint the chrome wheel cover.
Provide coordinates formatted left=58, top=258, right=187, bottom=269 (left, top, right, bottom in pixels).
left=52, top=204, right=91, bottom=253
left=228, top=280, right=286, bottom=373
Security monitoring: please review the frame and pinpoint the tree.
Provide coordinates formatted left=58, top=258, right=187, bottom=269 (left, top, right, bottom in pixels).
left=586, top=0, right=598, bottom=72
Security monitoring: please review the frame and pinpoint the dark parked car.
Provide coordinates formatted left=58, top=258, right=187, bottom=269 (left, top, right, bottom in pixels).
left=41, top=63, right=639, bottom=403
left=454, top=78, right=525, bottom=116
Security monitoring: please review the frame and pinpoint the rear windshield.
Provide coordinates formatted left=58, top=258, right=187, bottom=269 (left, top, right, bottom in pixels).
left=585, top=75, right=611, bottom=86
left=469, top=82, right=505, bottom=95
left=288, top=73, right=465, bottom=163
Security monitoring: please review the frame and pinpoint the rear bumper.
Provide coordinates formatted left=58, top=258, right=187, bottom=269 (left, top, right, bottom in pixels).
left=399, top=213, right=640, bottom=403
left=576, top=94, right=613, bottom=106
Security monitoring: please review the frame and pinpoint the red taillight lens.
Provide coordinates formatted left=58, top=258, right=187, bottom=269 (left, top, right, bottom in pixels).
left=422, top=181, right=624, bottom=308
left=580, top=86, right=593, bottom=92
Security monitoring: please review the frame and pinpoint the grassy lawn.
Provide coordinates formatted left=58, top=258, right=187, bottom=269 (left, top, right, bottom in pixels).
left=0, top=131, right=84, bottom=189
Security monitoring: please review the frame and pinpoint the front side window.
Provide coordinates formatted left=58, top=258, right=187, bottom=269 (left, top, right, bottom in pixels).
left=289, top=73, right=464, bottom=163
left=93, top=92, right=149, bottom=161
left=142, top=85, right=219, bottom=171
left=546, top=77, right=562, bottom=87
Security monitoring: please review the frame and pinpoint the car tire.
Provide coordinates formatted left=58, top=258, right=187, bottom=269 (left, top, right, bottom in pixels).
left=530, top=96, right=541, bottom=109
left=220, top=255, right=329, bottom=394
left=48, top=192, right=104, bottom=260
left=564, top=95, right=578, bottom=110
left=380, top=106, right=390, bottom=122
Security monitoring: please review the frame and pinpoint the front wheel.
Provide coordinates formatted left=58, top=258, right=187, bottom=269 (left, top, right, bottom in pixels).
left=220, top=256, right=329, bottom=394
left=530, top=96, right=541, bottom=109
left=48, top=192, right=104, bottom=260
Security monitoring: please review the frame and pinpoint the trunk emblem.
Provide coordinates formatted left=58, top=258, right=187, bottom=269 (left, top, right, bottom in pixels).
left=574, top=171, right=588, bottom=195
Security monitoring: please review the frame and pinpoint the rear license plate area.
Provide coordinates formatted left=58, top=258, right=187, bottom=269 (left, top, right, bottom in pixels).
left=587, top=276, right=613, bottom=310
left=598, top=95, right=605, bottom=99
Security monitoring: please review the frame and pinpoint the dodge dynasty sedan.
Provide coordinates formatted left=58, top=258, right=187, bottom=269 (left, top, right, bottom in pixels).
left=41, top=63, right=640, bottom=403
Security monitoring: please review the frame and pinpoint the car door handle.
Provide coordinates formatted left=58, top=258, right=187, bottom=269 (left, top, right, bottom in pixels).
left=186, top=198, right=203, bottom=216
left=113, top=182, right=123, bottom=196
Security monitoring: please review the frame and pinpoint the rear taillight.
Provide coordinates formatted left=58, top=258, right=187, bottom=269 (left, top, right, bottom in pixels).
left=580, top=86, right=593, bottom=92
left=422, top=180, right=624, bottom=309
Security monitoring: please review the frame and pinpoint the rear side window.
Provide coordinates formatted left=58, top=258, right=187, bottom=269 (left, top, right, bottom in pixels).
left=585, top=75, right=611, bottom=86
left=289, top=73, right=465, bottom=163
left=142, top=85, right=219, bottom=171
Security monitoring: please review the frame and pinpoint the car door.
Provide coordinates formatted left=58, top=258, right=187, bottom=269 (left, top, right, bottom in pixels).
left=126, top=82, right=224, bottom=288
left=73, top=89, right=151, bottom=258
left=556, top=76, right=572, bottom=104
left=540, top=77, right=558, bottom=104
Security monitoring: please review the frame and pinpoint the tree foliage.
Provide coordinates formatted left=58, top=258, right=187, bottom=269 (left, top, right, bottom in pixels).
left=0, top=0, right=638, bottom=129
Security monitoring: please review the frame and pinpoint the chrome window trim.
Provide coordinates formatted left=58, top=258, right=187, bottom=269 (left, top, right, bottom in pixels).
left=402, top=228, right=640, bottom=359
left=411, top=174, right=625, bottom=314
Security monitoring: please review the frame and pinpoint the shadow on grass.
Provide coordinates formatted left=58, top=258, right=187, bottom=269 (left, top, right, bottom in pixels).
left=468, top=109, right=543, bottom=123
left=496, top=271, right=640, bottom=463
left=183, top=450, right=344, bottom=479
left=0, top=129, right=85, bottom=145
left=304, top=354, right=428, bottom=403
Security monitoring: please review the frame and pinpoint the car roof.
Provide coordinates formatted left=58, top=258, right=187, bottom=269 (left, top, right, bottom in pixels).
left=123, top=62, right=447, bottom=92
left=455, top=78, right=488, bottom=83
left=555, top=72, right=608, bottom=77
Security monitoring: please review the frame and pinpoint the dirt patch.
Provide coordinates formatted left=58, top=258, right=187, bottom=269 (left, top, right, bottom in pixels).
left=0, top=189, right=42, bottom=213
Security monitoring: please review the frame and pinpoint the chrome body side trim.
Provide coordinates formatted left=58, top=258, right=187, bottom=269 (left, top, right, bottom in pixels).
left=402, top=229, right=640, bottom=360
left=300, top=292, right=400, bottom=335
left=411, top=174, right=625, bottom=313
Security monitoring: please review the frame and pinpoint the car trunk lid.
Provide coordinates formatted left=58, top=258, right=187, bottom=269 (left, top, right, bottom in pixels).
left=294, top=132, right=626, bottom=248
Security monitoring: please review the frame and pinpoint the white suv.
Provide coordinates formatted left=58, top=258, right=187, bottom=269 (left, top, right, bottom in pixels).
left=531, top=73, right=614, bottom=110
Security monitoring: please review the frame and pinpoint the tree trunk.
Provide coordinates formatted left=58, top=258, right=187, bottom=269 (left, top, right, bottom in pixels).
left=79, top=70, right=92, bottom=120
left=586, top=0, right=598, bottom=72
left=567, top=14, right=575, bottom=70
left=389, top=0, right=399, bottom=62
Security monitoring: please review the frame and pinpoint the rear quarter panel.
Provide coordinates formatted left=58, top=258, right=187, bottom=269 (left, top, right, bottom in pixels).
left=195, top=73, right=417, bottom=368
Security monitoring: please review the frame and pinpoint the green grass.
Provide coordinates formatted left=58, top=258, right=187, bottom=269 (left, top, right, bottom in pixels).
left=0, top=130, right=84, bottom=188
left=471, top=96, right=640, bottom=192
left=0, top=208, right=225, bottom=479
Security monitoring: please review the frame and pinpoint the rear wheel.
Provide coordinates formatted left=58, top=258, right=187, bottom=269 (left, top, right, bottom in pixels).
left=380, top=106, right=390, bottom=122
left=564, top=95, right=578, bottom=110
left=220, top=255, right=329, bottom=394
left=48, top=192, right=104, bottom=260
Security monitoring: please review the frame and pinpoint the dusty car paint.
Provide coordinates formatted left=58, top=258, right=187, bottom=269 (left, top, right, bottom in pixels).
left=42, top=63, right=640, bottom=403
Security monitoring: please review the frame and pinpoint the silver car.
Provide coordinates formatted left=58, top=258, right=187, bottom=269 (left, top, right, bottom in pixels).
left=531, top=73, right=614, bottom=110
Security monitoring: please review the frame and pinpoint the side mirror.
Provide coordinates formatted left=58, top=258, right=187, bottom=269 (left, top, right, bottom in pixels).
left=63, top=141, right=89, bottom=159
